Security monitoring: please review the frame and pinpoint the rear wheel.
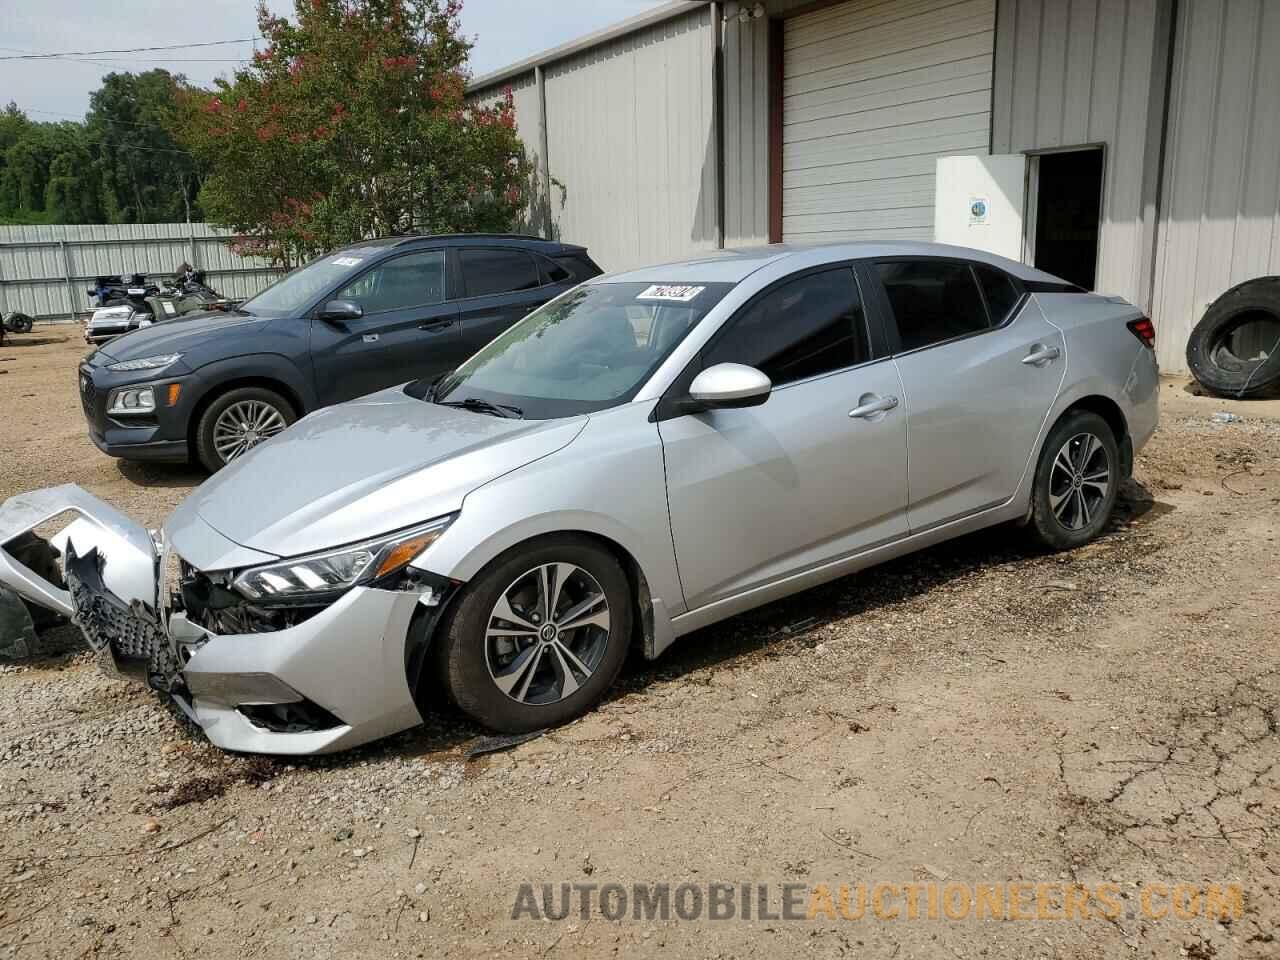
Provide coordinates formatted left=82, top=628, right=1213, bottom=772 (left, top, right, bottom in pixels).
left=434, top=536, right=632, bottom=733
left=1028, top=411, right=1120, bottom=551
left=195, top=387, right=296, bottom=471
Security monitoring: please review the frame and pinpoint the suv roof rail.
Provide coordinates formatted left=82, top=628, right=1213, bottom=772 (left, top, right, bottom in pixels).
left=392, top=232, right=553, bottom=244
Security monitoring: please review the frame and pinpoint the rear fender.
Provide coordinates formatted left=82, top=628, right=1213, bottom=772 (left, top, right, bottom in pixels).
left=0, top=485, right=156, bottom=618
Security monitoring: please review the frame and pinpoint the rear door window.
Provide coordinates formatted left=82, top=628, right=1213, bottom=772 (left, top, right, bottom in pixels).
left=459, top=248, right=541, bottom=298
left=974, top=264, right=1022, bottom=325
left=875, top=260, right=990, bottom=352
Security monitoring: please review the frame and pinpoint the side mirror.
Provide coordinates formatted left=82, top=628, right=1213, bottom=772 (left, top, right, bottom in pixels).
left=686, top=363, right=772, bottom=410
left=318, top=299, right=363, bottom=323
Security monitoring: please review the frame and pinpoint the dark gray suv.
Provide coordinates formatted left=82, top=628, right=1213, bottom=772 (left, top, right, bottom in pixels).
left=77, top=234, right=601, bottom=470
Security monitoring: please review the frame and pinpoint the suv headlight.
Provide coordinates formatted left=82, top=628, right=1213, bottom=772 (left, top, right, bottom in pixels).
left=231, top=516, right=455, bottom=602
left=107, top=353, right=181, bottom=372
left=107, top=386, right=156, bottom=415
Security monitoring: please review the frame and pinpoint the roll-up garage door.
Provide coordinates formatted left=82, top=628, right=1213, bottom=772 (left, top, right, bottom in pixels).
left=782, top=0, right=996, bottom=243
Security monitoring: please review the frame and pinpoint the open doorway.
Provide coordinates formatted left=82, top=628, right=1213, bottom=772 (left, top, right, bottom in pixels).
left=1029, top=148, right=1104, bottom=290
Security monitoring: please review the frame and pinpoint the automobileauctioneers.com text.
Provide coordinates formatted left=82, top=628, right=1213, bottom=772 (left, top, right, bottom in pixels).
left=512, top=880, right=1244, bottom=923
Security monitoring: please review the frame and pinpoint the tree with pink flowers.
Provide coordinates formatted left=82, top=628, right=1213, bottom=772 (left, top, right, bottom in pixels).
left=176, top=0, right=529, bottom=267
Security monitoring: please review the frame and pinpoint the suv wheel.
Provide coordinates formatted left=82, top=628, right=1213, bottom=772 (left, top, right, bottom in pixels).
left=434, top=535, right=632, bottom=733
left=1028, top=410, right=1120, bottom=550
left=196, top=387, right=296, bottom=471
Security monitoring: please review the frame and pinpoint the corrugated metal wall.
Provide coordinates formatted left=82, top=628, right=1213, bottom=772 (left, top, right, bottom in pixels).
left=991, top=0, right=1173, bottom=329
left=1151, top=0, right=1280, bottom=372
left=472, top=6, right=718, bottom=274
left=782, top=0, right=995, bottom=244
left=542, top=7, right=718, bottom=272
left=721, top=5, right=770, bottom=247
left=0, top=223, right=280, bottom=320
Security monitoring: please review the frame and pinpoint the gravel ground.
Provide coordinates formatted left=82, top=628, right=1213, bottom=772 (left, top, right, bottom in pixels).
left=1, top=335, right=1279, bottom=959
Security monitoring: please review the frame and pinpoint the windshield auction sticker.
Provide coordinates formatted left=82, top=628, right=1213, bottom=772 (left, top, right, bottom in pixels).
left=637, top=284, right=706, bottom=303
left=331, top=256, right=364, bottom=267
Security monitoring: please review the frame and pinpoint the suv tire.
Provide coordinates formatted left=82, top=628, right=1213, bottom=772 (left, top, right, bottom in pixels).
left=195, top=386, right=296, bottom=471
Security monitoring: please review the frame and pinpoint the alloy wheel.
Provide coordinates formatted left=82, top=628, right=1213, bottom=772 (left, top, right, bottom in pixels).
left=1048, top=432, right=1112, bottom=531
left=484, top=563, right=612, bottom=705
left=212, top=400, right=288, bottom=464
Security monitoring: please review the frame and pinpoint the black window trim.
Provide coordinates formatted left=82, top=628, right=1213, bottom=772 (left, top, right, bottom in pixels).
left=864, top=255, right=1031, bottom=359
left=452, top=245, right=554, bottom=303
left=652, top=261, right=885, bottom=422
left=315, top=247, right=448, bottom=318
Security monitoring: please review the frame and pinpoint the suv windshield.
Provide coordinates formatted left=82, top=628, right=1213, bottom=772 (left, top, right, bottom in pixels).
left=433, top=281, right=733, bottom=418
left=240, top=246, right=392, bottom=317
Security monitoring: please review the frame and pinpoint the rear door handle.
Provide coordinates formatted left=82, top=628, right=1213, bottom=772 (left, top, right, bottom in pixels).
left=418, top=319, right=455, bottom=332
left=1021, top=344, right=1061, bottom=365
left=848, top=395, right=899, bottom=419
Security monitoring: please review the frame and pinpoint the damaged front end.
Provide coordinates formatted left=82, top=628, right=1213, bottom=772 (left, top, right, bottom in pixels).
left=0, top=485, right=457, bottom=755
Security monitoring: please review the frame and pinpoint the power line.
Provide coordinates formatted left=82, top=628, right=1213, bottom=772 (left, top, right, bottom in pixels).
left=0, top=38, right=261, bottom=61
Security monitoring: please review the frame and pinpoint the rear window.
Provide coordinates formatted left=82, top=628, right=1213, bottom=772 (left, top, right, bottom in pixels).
left=460, top=248, right=541, bottom=297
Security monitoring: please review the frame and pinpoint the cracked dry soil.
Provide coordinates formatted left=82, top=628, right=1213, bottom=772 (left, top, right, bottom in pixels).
left=2, top=336, right=1280, bottom=959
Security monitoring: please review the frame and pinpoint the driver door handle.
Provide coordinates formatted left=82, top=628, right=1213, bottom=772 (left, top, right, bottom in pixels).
left=418, top=318, right=455, bottom=332
left=1021, top=344, right=1061, bottom=365
left=849, top=395, right=899, bottom=419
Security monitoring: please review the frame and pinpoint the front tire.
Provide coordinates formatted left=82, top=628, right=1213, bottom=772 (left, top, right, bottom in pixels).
left=434, top=535, right=632, bottom=733
left=195, top=387, right=296, bottom=471
left=1028, top=411, right=1120, bottom=551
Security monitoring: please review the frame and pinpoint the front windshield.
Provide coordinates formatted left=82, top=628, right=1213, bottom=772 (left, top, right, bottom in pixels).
left=434, top=280, right=734, bottom=419
left=240, top=246, right=391, bottom=317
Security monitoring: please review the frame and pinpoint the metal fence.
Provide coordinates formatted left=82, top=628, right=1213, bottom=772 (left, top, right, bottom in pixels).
left=0, top=223, right=282, bottom=321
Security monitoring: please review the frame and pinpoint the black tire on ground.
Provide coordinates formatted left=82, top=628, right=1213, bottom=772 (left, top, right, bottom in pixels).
left=1185, top=277, right=1280, bottom=399
left=1028, top=410, right=1121, bottom=551
left=194, top=386, right=296, bottom=472
left=4, top=312, right=34, bottom=334
left=433, top=535, right=632, bottom=733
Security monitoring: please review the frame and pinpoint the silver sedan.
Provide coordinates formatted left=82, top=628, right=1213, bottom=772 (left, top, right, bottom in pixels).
left=0, top=242, right=1159, bottom=754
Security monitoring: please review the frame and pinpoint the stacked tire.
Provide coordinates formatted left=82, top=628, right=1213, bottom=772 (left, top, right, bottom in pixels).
left=1186, top=277, right=1280, bottom=399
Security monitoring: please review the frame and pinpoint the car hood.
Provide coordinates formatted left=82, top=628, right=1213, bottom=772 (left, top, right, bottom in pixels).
left=165, top=387, right=588, bottom=564
left=94, top=310, right=270, bottom=361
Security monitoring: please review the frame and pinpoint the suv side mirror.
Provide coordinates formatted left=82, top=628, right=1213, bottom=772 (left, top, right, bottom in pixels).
left=686, top=363, right=772, bottom=410
left=318, top=299, right=363, bottom=323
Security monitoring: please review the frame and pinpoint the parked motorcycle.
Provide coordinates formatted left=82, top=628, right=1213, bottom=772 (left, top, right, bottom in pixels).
left=84, top=273, right=160, bottom=344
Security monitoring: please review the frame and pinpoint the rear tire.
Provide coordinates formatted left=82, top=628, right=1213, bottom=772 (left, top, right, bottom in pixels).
left=433, top=535, right=632, bottom=733
left=195, top=387, right=296, bottom=472
left=1028, top=411, right=1120, bottom=551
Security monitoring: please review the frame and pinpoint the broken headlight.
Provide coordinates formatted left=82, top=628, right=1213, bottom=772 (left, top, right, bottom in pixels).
left=230, top=515, right=455, bottom=603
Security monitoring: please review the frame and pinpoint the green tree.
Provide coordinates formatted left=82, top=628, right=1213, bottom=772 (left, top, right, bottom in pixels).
left=176, top=0, right=530, bottom=267
left=89, top=70, right=203, bottom=222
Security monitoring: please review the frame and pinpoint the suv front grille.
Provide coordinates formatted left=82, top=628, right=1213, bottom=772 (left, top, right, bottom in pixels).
left=78, top=367, right=97, bottom=420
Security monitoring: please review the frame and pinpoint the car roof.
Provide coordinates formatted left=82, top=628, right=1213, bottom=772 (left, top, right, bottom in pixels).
left=388, top=234, right=587, bottom=254
left=601, top=241, right=1068, bottom=285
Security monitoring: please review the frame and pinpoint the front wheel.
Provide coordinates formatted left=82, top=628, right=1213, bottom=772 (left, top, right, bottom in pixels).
left=434, top=536, right=633, bottom=733
left=195, top=387, right=296, bottom=471
left=1028, top=411, right=1120, bottom=551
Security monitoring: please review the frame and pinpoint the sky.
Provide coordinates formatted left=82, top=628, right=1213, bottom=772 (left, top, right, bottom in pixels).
left=1, top=0, right=670, bottom=120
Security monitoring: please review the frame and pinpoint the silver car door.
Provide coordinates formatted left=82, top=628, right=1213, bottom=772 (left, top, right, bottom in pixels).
left=874, top=259, right=1067, bottom=533
left=656, top=265, right=909, bottom=612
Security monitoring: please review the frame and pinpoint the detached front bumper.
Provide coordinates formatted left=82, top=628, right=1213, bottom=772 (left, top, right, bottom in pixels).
left=0, top=485, right=439, bottom=755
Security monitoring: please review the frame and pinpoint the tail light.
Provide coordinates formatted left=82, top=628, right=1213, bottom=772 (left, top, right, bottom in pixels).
left=1127, top=317, right=1155, bottom=349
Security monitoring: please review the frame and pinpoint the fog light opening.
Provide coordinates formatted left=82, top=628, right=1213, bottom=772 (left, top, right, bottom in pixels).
left=238, top=699, right=344, bottom=733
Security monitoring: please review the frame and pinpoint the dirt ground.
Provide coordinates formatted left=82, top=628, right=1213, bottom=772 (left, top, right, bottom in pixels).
left=1, top=333, right=1279, bottom=959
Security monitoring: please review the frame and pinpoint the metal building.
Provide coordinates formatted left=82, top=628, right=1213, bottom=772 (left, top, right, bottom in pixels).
left=471, top=0, right=1280, bottom=374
